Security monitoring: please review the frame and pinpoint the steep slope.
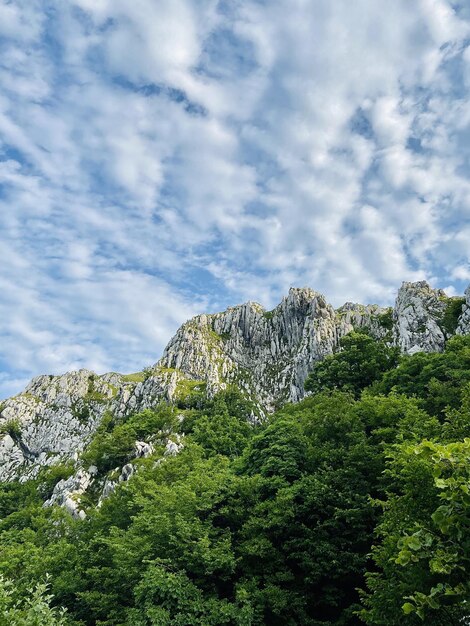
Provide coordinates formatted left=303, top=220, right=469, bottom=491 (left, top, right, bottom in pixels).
left=393, top=281, right=448, bottom=353
left=0, top=280, right=467, bottom=482
left=0, top=367, right=192, bottom=481
left=160, top=288, right=343, bottom=409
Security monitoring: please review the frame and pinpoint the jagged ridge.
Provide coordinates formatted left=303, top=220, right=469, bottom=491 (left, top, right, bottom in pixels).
left=0, top=280, right=469, bottom=483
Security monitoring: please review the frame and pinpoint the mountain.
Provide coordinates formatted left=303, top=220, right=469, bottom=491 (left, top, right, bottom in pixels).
left=0, top=280, right=468, bottom=489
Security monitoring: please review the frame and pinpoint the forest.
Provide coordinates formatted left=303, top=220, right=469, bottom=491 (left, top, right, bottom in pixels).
left=0, top=332, right=469, bottom=625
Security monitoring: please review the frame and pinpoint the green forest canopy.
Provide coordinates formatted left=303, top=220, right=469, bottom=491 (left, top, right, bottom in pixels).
left=0, top=333, right=469, bottom=625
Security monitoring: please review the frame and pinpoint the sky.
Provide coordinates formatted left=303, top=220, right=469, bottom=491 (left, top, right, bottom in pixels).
left=0, top=0, right=470, bottom=397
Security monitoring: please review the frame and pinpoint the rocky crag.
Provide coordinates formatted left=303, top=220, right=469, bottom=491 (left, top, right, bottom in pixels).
left=0, top=280, right=468, bottom=486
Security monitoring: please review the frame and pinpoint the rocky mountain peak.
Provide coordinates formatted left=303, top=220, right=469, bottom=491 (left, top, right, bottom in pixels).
left=0, top=280, right=468, bottom=482
left=393, top=280, right=450, bottom=354
left=159, top=287, right=338, bottom=409
left=285, top=286, right=322, bottom=308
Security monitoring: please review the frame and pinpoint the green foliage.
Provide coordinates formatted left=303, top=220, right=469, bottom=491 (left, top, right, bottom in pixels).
left=182, top=387, right=254, bottom=431
left=0, top=480, right=42, bottom=520
left=375, top=334, right=470, bottom=416
left=305, top=332, right=400, bottom=398
left=242, top=413, right=309, bottom=481
left=361, top=439, right=470, bottom=625
left=439, top=297, right=465, bottom=336
left=126, top=563, right=253, bottom=625
left=377, top=308, right=394, bottom=331
left=0, top=575, right=68, bottom=625
left=183, top=388, right=255, bottom=458
left=191, top=412, right=252, bottom=458
left=35, top=463, right=76, bottom=501
left=82, top=406, right=177, bottom=473
left=175, top=378, right=207, bottom=409
left=233, top=392, right=381, bottom=625
left=0, top=418, right=22, bottom=441
left=71, top=402, right=90, bottom=424
left=121, top=371, right=146, bottom=383
left=83, top=375, right=107, bottom=403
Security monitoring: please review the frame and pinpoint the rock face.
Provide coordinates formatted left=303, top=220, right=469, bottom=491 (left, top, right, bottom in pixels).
left=0, top=367, right=192, bottom=481
left=457, top=286, right=470, bottom=335
left=160, top=288, right=342, bottom=409
left=0, top=280, right=469, bottom=482
left=0, top=370, right=110, bottom=482
left=44, top=467, right=97, bottom=519
left=393, top=281, right=448, bottom=354
left=335, top=302, right=391, bottom=341
left=159, top=289, right=396, bottom=410
left=45, top=435, right=176, bottom=517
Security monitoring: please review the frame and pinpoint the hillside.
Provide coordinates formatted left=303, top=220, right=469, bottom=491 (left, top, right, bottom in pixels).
left=0, top=280, right=468, bottom=485
left=0, top=280, right=469, bottom=624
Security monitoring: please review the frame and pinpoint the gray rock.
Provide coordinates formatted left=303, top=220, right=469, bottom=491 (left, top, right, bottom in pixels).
left=134, top=441, right=154, bottom=458
left=44, top=468, right=93, bottom=519
left=393, top=281, right=447, bottom=354
left=159, top=288, right=341, bottom=410
left=1, top=281, right=469, bottom=483
left=335, top=302, right=391, bottom=340
left=164, top=436, right=183, bottom=456
left=0, top=368, right=191, bottom=480
left=97, top=435, right=183, bottom=507
left=0, top=370, right=109, bottom=481
left=119, top=464, right=134, bottom=482
left=457, top=286, right=470, bottom=335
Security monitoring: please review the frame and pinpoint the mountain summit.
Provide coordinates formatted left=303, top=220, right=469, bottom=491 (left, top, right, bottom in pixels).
left=0, top=280, right=468, bottom=483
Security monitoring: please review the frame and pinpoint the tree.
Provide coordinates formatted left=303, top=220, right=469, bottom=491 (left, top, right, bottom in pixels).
left=0, top=575, right=67, bottom=626
left=375, top=335, right=470, bottom=417
left=232, top=393, right=381, bottom=625
left=361, top=440, right=470, bottom=625
left=305, top=333, right=400, bottom=398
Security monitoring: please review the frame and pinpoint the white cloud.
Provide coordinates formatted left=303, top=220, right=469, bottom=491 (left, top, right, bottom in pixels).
left=0, top=0, right=469, bottom=396
left=0, top=0, right=43, bottom=41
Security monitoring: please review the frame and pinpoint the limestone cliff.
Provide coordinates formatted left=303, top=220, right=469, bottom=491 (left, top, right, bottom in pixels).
left=159, top=288, right=341, bottom=409
left=457, top=286, right=470, bottom=335
left=393, top=281, right=448, bottom=354
left=0, top=367, right=192, bottom=481
left=0, top=280, right=467, bottom=482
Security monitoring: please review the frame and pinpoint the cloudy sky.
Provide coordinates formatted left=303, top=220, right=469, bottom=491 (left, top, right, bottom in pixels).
left=1, top=0, right=469, bottom=397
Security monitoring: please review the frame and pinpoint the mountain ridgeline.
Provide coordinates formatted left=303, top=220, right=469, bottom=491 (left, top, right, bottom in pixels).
left=0, top=280, right=468, bottom=483
left=0, top=280, right=470, bottom=625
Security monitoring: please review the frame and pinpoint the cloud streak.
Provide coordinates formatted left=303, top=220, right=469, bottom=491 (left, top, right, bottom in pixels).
left=0, top=0, right=469, bottom=396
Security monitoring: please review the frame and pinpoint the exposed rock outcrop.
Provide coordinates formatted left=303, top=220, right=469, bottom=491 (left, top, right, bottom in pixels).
left=160, top=288, right=341, bottom=409
left=336, top=302, right=391, bottom=341
left=44, top=467, right=97, bottom=519
left=0, top=370, right=110, bottom=482
left=393, top=281, right=448, bottom=354
left=95, top=435, right=183, bottom=509
left=457, top=286, right=470, bottom=335
left=1, top=280, right=469, bottom=483
left=0, top=367, right=192, bottom=481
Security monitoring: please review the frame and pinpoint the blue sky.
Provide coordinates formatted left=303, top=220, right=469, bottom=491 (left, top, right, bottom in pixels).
left=0, top=0, right=469, bottom=397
